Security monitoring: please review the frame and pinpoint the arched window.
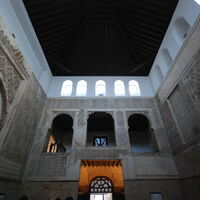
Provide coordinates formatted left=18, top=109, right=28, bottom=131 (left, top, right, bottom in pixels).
left=76, top=80, right=87, bottom=96
left=162, top=49, right=173, bottom=70
left=114, top=80, right=125, bottom=96
left=61, top=80, right=73, bottom=96
left=173, top=17, right=191, bottom=45
left=129, top=80, right=140, bottom=96
left=45, top=114, right=73, bottom=153
left=95, top=80, right=106, bottom=96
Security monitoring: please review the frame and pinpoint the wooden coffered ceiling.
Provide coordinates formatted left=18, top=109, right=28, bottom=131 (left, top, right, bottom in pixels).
left=23, top=0, right=179, bottom=76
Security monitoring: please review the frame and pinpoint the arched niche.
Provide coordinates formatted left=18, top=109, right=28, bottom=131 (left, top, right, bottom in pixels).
left=155, top=65, right=164, bottom=85
left=128, top=114, right=158, bottom=152
left=87, top=112, right=116, bottom=146
left=44, top=114, right=73, bottom=153
left=173, top=17, right=191, bottom=45
left=162, top=48, right=173, bottom=70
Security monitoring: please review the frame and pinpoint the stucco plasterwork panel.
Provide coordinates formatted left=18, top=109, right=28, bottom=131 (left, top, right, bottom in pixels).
left=26, top=155, right=68, bottom=178
left=183, top=52, right=200, bottom=101
left=168, top=86, right=200, bottom=143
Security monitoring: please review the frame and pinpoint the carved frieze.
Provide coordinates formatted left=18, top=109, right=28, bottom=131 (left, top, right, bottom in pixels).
left=0, top=22, right=30, bottom=129
left=116, top=111, right=125, bottom=128
left=0, top=26, right=29, bottom=78
left=26, top=155, right=68, bottom=178
left=77, top=109, right=86, bottom=127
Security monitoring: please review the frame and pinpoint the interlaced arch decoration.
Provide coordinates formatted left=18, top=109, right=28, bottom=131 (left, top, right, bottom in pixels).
left=90, top=176, right=113, bottom=193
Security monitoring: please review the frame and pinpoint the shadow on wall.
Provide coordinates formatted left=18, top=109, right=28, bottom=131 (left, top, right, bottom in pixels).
left=87, top=112, right=116, bottom=147
left=44, top=114, right=73, bottom=153
left=128, top=114, right=159, bottom=153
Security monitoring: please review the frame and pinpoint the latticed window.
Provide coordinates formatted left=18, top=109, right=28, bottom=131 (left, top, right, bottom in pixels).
left=90, top=177, right=113, bottom=193
left=93, top=136, right=108, bottom=146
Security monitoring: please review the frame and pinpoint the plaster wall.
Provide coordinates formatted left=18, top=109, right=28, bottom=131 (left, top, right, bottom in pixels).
left=124, top=180, right=184, bottom=200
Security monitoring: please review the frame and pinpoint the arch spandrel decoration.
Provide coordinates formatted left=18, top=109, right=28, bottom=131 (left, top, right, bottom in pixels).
left=90, top=176, right=113, bottom=193
left=86, top=111, right=114, bottom=120
left=52, top=111, right=75, bottom=126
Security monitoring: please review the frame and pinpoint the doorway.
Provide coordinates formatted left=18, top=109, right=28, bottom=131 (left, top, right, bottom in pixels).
left=78, top=160, right=125, bottom=200
left=90, top=176, right=113, bottom=200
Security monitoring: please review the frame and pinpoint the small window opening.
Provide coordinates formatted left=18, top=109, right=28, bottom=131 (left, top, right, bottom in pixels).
left=93, top=136, right=108, bottom=146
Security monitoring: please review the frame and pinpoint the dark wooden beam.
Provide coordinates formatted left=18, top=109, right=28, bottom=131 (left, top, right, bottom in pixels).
left=48, top=57, right=74, bottom=75
left=126, top=29, right=161, bottom=43
left=123, top=1, right=171, bottom=15
left=34, top=17, right=80, bottom=31
left=120, top=12, right=167, bottom=28
left=28, top=1, right=78, bottom=15
left=112, top=19, right=141, bottom=64
left=129, top=58, right=153, bottom=74
left=62, top=21, right=86, bottom=63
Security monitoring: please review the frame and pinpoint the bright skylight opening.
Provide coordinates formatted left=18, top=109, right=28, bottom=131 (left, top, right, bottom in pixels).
left=76, top=80, right=87, bottom=96
left=195, top=0, right=200, bottom=5
left=96, top=80, right=106, bottom=96
left=129, top=80, right=140, bottom=96
left=114, top=80, right=125, bottom=96
left=61, top=80, right=73, bottom=96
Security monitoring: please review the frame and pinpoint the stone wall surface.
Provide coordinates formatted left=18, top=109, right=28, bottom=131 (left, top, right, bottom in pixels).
left=0, top=75, right=47, bottom=180
left=0, top=19, right=47, bottom=198
left=157, top=48, right=200, bottom=200
left=18, top=182, right=78, bottom=200
left=0, top=180, right=21, bottom=200
left=124, top=180, right=184, bottom=200
left=1, top=11, right=200, bottom=200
